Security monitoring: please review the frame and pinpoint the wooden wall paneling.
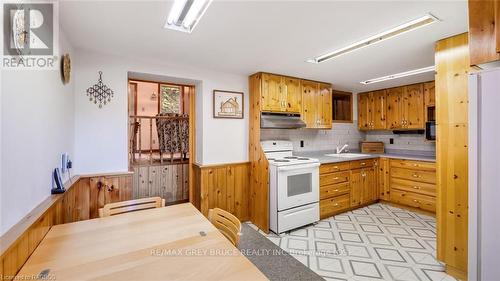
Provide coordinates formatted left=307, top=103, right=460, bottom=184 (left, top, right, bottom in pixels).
left=1, top=173, right=133, bottom=280
left=468, top=0, right=500, bottom=66
left=89, top=177, right=105, bottom=219
left=249, top=73, right=270, bottom=232
left=435, top=32, right=470, bottom=279
left=183, top=164, right=189, bottom=200
left=233, top=164, right=250, bottom=221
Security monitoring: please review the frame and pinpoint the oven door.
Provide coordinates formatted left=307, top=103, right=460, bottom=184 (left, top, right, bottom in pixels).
left=277, top=163, right=320, bottom=211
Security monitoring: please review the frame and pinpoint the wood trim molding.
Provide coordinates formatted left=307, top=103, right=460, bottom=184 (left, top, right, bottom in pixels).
left=0, top=172, right=133, bottom=280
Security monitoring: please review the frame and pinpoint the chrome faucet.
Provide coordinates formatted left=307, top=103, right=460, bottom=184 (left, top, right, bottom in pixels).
left=336, top=144, right=349, bottom=154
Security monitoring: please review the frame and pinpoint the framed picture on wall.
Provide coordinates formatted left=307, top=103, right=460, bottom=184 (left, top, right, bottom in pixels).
left=213, top=90, right=244, bottom=119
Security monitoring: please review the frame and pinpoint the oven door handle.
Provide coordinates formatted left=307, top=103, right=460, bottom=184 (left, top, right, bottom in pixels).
left=277, top=163, right=320, bottom=171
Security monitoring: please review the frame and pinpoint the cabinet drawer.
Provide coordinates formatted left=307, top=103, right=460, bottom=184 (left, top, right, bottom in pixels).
left=391, top=167, right=436, bottom=184
left=390, top=178, right=436, bottom=197
left=320, top=182, right=350, bottom=200
left=390, top=159, right=435, bottom=171
left=320, top=193, right=350, bottom=219
left=390, top=189, right=436, bottom=212
left=320, top=171, right=350, bottom=186
left=350, top=159, right=375, bottom=169
left=320, top=162, right=350, bottom=174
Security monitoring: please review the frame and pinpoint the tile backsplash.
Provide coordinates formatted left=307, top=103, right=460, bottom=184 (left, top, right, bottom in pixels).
left=261, top=122, right=365, bottom=152
left=365, top=131, right=435, bottom=153
left=261, top=122, right=435, bottom=154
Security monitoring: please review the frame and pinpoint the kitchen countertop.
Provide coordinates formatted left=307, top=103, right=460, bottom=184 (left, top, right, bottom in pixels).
left=294, top=150, right=436, bottom=164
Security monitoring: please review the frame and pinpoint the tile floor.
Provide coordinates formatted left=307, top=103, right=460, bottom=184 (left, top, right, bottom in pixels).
left=249, top=203, right=457, bottom=281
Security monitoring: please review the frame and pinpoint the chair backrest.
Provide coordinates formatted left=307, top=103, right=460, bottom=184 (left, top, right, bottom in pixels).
left=208, top=208, right=242, bottom=246
left=99, top=197, right=165, bottom=218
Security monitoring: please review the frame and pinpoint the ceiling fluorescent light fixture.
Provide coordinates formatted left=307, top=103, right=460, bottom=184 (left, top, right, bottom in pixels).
left=307, top=13, right=439, bottom=64
left=360, top=66, right=435, bottom=85
left=165, top=0, right=213, bottom=33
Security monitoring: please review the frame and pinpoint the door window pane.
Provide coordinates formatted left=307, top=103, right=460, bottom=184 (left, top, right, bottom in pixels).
left=287, top=173, right=312, bottom=197
left=160, top=85, right=181, bottom=113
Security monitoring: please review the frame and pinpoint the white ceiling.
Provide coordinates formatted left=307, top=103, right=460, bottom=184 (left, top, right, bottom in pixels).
left=60, top=0, right=468, bottom=92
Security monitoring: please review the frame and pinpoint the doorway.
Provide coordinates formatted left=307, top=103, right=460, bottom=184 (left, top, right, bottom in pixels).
left=128, top=78, right=195, bottom=206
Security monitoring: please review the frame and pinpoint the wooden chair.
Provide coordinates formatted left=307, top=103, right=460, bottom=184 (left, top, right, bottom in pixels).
left=208, top=208, right=242, bottom=246
left=98, top=197, right=165, bottom=218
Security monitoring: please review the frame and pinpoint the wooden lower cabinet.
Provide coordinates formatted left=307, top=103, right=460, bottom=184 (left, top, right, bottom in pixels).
left=319, top=159, right=378, bottom=219
left=320, top=193, right=350, bottom=218
left=390, top=189, right=436, bottom=212
left=389, top=159, right=436, bottom=212
left=378, top=158, right=390, bottom=200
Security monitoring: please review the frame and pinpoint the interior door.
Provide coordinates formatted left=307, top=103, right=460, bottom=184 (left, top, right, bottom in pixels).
left=358, top=93, right=370, bottom=130
left=318, top=83, right=332, bottom=128
left=372, top=90, right=387, bottom=130
left=386, top=87, right=403, bottom=129
left=261, top=73, right=284, bottom=112
left=301, top=80, right=319, bottom=128
left=284, top=77, right=301, bottom=113
left=403, top=84, right=425, bottom=129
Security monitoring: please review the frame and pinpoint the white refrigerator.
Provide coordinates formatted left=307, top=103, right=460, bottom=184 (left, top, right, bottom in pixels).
left=468, top=69, right=500, bottom=281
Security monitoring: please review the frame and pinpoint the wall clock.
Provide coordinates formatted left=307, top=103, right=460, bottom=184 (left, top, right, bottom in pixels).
left=61, top=54, right=71, bottom=84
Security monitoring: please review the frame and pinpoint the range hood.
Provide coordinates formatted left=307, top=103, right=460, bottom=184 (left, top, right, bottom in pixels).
left=260, top=112, right=306, bottom=129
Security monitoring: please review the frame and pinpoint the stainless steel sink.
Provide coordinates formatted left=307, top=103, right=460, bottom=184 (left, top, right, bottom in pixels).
left=324, top=153, right=371, bottom=158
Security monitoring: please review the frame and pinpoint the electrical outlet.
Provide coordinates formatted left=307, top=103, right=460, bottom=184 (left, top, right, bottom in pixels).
left=390, top=138, right=394, bottom=144
left=300, top=140, right=304, bottom=147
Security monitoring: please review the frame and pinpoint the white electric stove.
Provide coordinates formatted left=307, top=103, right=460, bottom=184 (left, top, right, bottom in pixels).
left=261, top=140, right=320, bottom=234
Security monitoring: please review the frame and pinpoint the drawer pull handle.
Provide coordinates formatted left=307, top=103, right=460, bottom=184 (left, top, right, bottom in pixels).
left=361, top=162, right=366, bottom=166
left=334, top=203, right=339, bottom=207
left=414, top=164, right=418, bottom=167
left=413, top=186, right=420, bottom=189
left=333, top=166, right=338, bottom=169
left=413, top=199, right=419, bottom=203
left=412, top=174, right=419, bottom=178
left=334, top=189, right=339, bottom=192
left=333, top=177, right=339, bottom=180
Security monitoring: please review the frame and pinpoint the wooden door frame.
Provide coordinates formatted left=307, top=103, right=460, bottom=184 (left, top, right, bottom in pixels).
left=127, top=80, right=196, bottom=205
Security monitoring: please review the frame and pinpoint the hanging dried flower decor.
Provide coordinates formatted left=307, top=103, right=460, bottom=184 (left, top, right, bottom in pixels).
left=86, top=71, right=114, bottom=108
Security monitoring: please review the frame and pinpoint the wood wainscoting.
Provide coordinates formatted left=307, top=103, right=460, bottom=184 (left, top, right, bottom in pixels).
left=435, top=32, right=470, bottom=280
left=193, top=162, right=250, bottom=222
left=0, top=172, right=132, bottom=281
left=132, top=163, right=189, bottom=205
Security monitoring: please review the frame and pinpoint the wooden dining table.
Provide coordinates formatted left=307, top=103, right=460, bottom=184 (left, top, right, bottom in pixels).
left=16, top=203, right=267, bottom=281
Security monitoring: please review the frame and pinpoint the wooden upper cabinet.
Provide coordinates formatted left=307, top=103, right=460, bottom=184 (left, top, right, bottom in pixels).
left=386, top=87, right=403, bottom=129
left=318, top=83, right=333, bottom=128
left=358, top=93, right=370, bottom=130
left=424, top=81, right=435, bottom=107
left=402, top=84, right=424, bottom=129
left=468, top=0, right=500, bottom=67
left=301, top=80, right=319, bottom=128
left=372, top=90, right=387, bottom=130
left=261, top=73, right=284, bottom=112
left=284, top=77, right=301, bottom=113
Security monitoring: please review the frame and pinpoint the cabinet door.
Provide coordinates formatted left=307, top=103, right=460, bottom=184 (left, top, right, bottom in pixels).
left=284, top=77, right=301, bottom=113
left=378, top=158, right=390, bottom=200
left=372, top=90, right=387, bottom=130
left=423, top=81, right=435, bottom=107
left=358, top=93, right=370, bottom=130
left=361, top=168, right=377, bottom=204
left=403, top=84, right=424, bottom=129
left=318, top=83, right=332, bottom=128
left=386, top=87, right=403, bottom=129
left=350, top=169, right=363, bottom=207
left=301, top=80, right=319, bottom=128
left=261, top=73, right=284, bottom=112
